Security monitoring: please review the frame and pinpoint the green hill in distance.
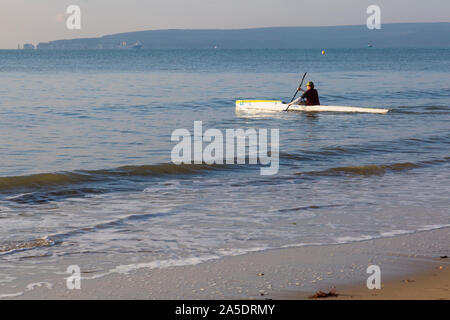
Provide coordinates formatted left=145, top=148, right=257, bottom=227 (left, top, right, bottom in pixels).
left=36, top=23, right=450, bottom=49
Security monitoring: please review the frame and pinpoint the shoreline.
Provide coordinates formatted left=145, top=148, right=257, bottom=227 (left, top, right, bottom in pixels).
left=322, top=262, right=450, bottom=300
left=4, top=227, right=449, bottom=300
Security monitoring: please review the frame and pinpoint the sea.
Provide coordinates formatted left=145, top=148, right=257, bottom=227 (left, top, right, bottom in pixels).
left=0, top=48, right=449, bottom=294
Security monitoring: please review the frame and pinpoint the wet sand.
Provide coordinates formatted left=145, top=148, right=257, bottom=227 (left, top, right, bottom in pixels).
left=3, top=227, right=449, bottom=300
left=327, top=264, right=450, bottom=300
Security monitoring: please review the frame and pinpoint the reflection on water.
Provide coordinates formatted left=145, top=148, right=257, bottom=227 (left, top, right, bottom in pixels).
left=0, top=48, right=449, bottom=293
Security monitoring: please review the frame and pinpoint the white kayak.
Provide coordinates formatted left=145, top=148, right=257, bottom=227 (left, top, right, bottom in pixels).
left=235, top=100, right=389, bottom=114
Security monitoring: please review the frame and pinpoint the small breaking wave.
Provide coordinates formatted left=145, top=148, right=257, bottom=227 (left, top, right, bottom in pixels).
left=335, top=224, right=450, bottom=244
left=295, top=158, right=449, bottom=177
left=0, top=163, right=226, bottom=193
left=0, top=237, right=56, bottom=256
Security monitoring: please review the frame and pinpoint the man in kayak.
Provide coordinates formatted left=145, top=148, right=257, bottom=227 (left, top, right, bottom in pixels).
left=288, top=81, right=320, bottom=106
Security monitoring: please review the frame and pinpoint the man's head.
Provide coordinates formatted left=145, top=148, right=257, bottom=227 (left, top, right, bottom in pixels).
left=306, top=81, right=315, bottom=89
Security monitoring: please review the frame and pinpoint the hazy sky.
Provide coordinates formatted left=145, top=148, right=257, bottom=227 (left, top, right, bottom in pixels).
left=1, top=0, right=449, bottom=48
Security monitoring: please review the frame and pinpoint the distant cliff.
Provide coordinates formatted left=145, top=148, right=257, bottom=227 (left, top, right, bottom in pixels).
left=36, top=23, right=450, bottom=49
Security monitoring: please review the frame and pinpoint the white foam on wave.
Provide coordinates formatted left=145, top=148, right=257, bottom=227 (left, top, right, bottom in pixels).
left=4, top=193, right=33, bottom=200
left=86, top=254, right=221, bottom=280
left=143, top=180, right=182, bottom=193
left=85, top=245, right=272, bottom=280
left=0, top=206, right=13, bottom=212
left=336, top=224, right=450, bottom=244
left=0, top=281, right=53, bottom=300
left=67, top=198, right=89, bottom=202
left=26, top=282, right=53, bottom=291
left=0, top=275, right=17, bottom=284
left=0, top=291, right=23, bottom=299
left=335, top=235, right=375, bottom=243
left=216, top=246, right=270, bottom=256
left=417, top=224, right=450, bottom=231
left=79, top=225, right=450, bottom=282
left=379, top=229, right=415, bottom=237
left=280, top=242, right=326, bottom=249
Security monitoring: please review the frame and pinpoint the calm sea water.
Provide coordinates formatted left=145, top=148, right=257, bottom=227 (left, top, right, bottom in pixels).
left=0, top=49, right=449, bottom=293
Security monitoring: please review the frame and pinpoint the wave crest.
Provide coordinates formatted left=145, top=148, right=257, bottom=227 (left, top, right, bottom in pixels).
left=0, top=163, right=223, bottom=192
left=296, top=162, right=426, bottom=177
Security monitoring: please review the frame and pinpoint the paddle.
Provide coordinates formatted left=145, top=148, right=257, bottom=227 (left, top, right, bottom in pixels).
left=285, top=72, right=307, bottom=111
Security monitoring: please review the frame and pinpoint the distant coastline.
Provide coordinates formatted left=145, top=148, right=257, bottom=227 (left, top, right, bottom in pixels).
left=27, top=22, right=450, bottom=50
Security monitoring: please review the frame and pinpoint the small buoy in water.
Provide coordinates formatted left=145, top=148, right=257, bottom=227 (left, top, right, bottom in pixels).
left=322, top=50, right=326, bottom=55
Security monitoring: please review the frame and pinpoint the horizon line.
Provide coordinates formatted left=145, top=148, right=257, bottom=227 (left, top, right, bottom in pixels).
left=11, top=21, right=450, bottom=49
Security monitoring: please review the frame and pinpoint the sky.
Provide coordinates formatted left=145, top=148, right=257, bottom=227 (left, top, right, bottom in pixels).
left=1, top=0, right=449, bottom=49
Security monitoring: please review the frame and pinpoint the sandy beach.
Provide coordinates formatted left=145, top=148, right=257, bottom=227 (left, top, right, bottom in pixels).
left=4, top=227, right=448, bottom=300
left=1, top=1, right=449, bottom=308
left=325, top=263, right=450, bottom=300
